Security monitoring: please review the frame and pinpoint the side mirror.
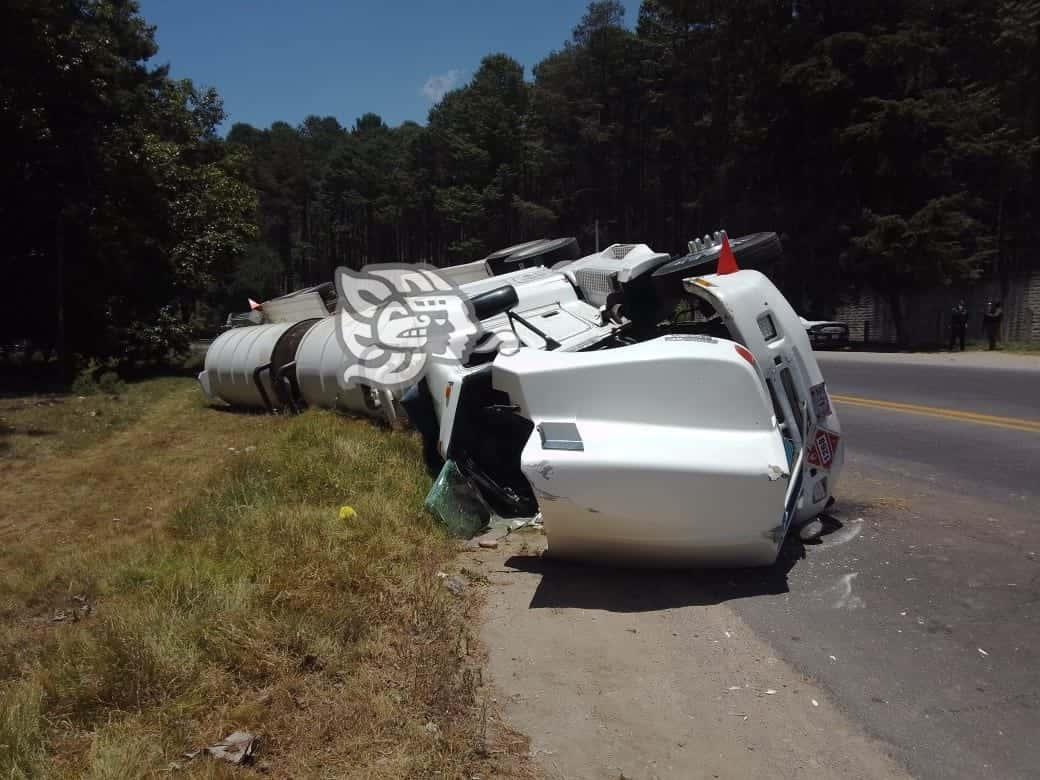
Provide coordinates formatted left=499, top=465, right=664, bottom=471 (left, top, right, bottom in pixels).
left=470, top=285, right=519, bottom=321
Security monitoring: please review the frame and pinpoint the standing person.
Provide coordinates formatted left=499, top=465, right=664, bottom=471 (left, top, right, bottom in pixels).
left=983, top=300, right=1004, bottom=350
left=950, top=300, right=969, bottom=351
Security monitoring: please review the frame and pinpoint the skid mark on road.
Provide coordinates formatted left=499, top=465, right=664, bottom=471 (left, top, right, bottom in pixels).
left=832, top=572, right=866, bottom=610
left=819, top=517, right=864, bottom=549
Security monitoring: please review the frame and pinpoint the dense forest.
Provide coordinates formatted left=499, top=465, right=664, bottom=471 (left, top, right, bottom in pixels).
left=3, top=0, right=1039, bottom=364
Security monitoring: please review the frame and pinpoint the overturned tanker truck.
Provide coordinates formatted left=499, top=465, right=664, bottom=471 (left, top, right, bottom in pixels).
left=197, top=237, right=582, bottom=418
left=199, top=232, right=843, bottom=566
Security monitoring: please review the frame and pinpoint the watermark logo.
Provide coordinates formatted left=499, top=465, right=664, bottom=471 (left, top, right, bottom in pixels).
left=334, top=264, right=518, bottom=392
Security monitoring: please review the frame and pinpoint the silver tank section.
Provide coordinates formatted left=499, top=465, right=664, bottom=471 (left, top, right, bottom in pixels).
left=294, top=316, right=374, bottom=415
left=198, top=323, right=294, bottom=409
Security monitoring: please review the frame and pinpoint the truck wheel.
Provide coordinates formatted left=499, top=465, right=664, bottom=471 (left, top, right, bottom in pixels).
left=484, top=239, right=551, bottom=264
left=487, top=237, right=581, bottom=274
left=651, top=232, right=783, bottom=300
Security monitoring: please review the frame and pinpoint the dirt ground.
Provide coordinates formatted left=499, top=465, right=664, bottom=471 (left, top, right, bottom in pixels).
left=462, top=529, right=909, bottom=780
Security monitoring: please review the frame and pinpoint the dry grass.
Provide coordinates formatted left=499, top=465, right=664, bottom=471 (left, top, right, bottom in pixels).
left=0, top=379, right=181, bottom=463
left=0, top=378, right=535, bottom=778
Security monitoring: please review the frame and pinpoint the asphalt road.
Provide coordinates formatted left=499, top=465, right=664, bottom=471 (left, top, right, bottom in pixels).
left=820, top=353, right=1040, bottom=505
left=731, top=352, right=1040, bottom=780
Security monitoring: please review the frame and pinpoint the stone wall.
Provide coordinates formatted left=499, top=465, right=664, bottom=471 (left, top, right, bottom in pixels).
left=833, top=266, right=1040, bottom=346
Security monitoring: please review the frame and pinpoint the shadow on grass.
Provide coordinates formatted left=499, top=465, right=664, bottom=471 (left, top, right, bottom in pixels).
left=21, top=427, right=53, bottom=437
left=0, top=363, right=69, bottom=397
left=0, top=420, right=55, bottom=457
left=203, top=403, right=275, bottom=417
left=0, top=358, right=203, bottom=399
left=503, top=514, right=851, bottom=612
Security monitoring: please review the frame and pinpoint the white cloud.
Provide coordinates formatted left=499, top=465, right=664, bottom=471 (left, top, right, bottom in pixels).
left=421, top=70, right=460, bottom=103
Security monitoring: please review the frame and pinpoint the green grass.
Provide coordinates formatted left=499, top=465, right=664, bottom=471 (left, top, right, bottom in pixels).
left=0, top=378, right=183, bottom=463
left=0, top=384, right=531, bottom=778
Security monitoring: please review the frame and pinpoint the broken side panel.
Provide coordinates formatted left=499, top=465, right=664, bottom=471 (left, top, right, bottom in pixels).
left=493, top=337, right=791, bottom=566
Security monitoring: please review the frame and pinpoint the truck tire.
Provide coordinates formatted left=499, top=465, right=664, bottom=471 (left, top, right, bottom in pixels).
left=651, top=232, right=783, bottom=300
left=484, top=239, right=551, bottom=264
left=487, top=237, right=581, bottom=274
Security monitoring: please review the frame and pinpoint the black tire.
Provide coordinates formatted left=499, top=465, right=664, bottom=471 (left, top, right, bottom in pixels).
left=651, top=232, right=783, bottom=300
left=484, top=239, right=551, bottom=264
left=487, top=237, right=581, bottom=274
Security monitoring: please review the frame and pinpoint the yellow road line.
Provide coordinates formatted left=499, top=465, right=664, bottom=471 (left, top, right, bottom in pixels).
left=830, top=394, right=1040, bottom=434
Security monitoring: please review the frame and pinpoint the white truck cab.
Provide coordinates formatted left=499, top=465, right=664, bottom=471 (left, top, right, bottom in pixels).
left=414, top=246, right=843, bottom=566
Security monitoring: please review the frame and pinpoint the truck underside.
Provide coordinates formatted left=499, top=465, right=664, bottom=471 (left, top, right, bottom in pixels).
left=410, top=237, right=842, bottom=566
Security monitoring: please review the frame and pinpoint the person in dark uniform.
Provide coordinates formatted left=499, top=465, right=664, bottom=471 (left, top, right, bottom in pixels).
left=949, top=300, right=968, bottom=351
left=983, top=300, right=1004, bottom=350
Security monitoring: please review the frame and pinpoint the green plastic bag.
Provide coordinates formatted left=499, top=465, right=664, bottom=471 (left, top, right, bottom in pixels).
left=424, top=460, right=489, bottom=538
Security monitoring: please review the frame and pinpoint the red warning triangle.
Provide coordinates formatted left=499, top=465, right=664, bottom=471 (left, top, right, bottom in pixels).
left=716, top=235, right=739, bottom=275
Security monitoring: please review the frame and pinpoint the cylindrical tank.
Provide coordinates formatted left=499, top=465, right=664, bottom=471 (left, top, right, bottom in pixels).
left=198, top=323, right=295, bottom=409
left=294, top=316, right=374, bottom=414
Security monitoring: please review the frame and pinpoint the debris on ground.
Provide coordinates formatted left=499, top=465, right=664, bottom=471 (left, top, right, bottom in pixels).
left=460, top=567, right=489, bottom=584
left=50, top=595, right=93, bottom=623
left=338, top=505, right=357, bottom=521
left=424, top=460, right=488, bottom=538
left=444, top=575, right=467, bottom=597
left=799, top=518, right=825, bottom=542
left=478, top=537, right=500, bottom=549
left=184, top=731, right=261, bottom=766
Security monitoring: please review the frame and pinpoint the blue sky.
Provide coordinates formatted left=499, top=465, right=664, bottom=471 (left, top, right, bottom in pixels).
left=138, top=0, right=641, bottom=133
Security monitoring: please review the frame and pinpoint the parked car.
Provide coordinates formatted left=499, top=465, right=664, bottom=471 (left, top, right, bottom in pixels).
left=800, top=317, right=850, bottom=349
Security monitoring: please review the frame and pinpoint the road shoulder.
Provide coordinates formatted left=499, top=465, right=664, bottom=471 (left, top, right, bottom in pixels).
left=465, top=529, right=909, bottom=780
left=817, top=350, right=1040, bottom=372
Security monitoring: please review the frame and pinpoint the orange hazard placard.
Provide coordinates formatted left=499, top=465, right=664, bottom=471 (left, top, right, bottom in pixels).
left=806, top=428, right=840, bottom=470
